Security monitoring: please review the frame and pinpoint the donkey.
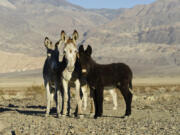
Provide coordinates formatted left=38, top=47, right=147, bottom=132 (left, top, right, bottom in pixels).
left=60, top=30, right=85, bottom=117
left=78, top=45, right=133, bottom=118
left=43, top=37, right=63, bottom=118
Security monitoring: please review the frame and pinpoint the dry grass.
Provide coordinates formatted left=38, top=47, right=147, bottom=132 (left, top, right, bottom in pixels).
left=0, top=84, right=179, bottom=100
left=26, top=85, right=45, bottom=95
left=0, top=85, right=45, bottom=100
left=112, top=84, right=180, bottom=99
left=0, top=90, right=4, bottom=95
left=133, top=84, right=180, bottom=93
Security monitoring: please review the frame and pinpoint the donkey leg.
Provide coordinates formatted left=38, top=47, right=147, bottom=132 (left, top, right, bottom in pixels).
left=62, top=79, right=68, bottom=116
left=90, top=88, right=95, bottom=115
left=75, top=80, right=83, bottom=116
left=67, top=86, right=71, bottom=116
left=81, top=84, right=88, bottom=111
left=55, top=84, right=61, bottom=118
left=60, top=87, right=64, bottom=115
left=109, top=89, right=118, bottom=110
left=93, top=89, right=98, bottom=118
left=98, top=87, right=104, bottom=117
left=45, top=82, right=51, bottom=117
left=118, top=83, right=133, bottom=116
left=94, top=86, right=104, bottom=118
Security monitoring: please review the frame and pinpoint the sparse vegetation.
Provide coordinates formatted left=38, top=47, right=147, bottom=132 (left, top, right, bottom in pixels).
left=0, top=84, right=180, bottom=100
left=0, top=90, right=4, bottom=96
left=26, top=85, right=45, bottom=95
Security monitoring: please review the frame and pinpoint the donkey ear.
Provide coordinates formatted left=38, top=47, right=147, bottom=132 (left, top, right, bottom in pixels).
left=86, top=45, right=92, bottom=56
left=61, top=30, right=66, bottom=42
left=79, top=45, right=84, bottom=53
left=72, top=30, right=79, bottom=42
left=44, top=37, right=50, bottom=48
left=44, top=37, right=53, bottom=49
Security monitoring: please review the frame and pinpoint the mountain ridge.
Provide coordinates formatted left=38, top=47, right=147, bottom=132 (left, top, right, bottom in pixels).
left=0, top=0, right=180, bottom=76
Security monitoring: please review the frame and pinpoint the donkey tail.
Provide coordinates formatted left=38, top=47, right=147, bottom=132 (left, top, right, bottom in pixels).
left=129, top=80, right=133, bottom=90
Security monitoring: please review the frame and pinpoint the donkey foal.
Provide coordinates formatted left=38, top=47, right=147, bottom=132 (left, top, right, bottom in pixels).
left=79, top=45, right=133, bottom=119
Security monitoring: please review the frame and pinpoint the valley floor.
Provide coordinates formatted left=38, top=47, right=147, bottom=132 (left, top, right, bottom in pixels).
left=0, top=84, right=179, bottom=135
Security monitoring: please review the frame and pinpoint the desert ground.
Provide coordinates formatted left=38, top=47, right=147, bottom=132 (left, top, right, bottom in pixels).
left=1, top=0, right=180, bottom=134
left=0, top=76, right=180, bottom=135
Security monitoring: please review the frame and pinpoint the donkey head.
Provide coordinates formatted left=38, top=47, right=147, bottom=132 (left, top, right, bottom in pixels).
left=60, top=30, right=79, bottom=70
left=44, top=37, right=59, bottom=71
left=79, top=45, right=92, bottom=74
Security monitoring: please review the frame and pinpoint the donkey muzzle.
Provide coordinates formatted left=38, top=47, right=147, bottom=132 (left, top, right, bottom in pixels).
left=82, top=69, right=87, bottom=73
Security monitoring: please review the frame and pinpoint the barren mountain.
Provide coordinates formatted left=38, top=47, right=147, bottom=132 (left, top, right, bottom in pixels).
left=0, top=0, right=180, bottom=76
left=0, top=0, right=118, bottom=56
left=82, top=0, right=180, bottom=76
left=84, top=0, right=180, bottom=46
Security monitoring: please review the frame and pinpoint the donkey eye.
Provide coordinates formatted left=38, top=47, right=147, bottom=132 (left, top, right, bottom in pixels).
left=63, top=51, right=66, bottom=54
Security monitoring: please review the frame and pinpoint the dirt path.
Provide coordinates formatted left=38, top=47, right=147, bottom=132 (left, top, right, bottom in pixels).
left=0, top=86, right=180, bottom=135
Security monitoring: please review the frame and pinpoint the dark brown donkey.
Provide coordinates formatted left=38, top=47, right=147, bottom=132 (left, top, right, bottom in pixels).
left=78, top=45, right=133, bottom=118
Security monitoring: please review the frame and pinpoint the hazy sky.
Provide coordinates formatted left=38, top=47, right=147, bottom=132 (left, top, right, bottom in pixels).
left=67, top=0, right=156, bottom=9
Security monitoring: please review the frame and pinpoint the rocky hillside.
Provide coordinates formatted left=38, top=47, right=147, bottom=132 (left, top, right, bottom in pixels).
left=84, top=0, right=180, bottom=46
left=0, top=0, right=180, bottom=76
left=0, top=0, right=123, bottom=56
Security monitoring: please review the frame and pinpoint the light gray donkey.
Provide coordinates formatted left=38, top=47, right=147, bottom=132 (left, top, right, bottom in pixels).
left=60, top=30, right=85, bottom=117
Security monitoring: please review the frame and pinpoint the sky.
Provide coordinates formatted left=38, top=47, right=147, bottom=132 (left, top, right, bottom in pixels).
left=67, top=0, right=156, bottom=9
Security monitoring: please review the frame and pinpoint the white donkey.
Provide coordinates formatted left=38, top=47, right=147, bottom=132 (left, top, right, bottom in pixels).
left=60, top=30, right=84, bottom=117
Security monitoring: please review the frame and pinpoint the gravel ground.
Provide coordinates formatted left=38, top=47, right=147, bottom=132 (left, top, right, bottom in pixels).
left=0, top=87, right=180, bottom=135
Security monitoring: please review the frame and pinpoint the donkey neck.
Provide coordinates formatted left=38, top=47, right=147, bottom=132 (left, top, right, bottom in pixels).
left=87, top=58, right=98, bottom=76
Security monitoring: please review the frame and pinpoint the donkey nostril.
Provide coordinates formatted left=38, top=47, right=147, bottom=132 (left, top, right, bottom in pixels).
left=70, top=50, right=72, bottom=53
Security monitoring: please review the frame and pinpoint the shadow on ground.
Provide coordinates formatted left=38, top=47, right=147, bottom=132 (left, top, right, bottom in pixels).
left=0, top=104, right=57, bottom=117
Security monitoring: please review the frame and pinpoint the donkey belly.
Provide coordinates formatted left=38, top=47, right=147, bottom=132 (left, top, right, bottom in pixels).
left=104, top=86, right=116, bottom=90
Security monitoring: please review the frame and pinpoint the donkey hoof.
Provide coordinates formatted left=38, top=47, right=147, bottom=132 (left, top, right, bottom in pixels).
left=62, top=114, right=67, bottom=118
left=73, top=112, right=78, bottom=117
left=45, top=113, right=49, bottom=117
left=57, top=114, right=61, bottom=118
left=113, top=107, right=117, bottom=110
left=94, top=113, right=102, bottom=119
left=94, top=115, right=100, bottom=119
left=94, top=115, right=98, bottom=119
left=79, top=114, right=84, bottom=119
left=90, top=113, right=94, bottom=118
left=125, top=111, right=131, bottom=116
